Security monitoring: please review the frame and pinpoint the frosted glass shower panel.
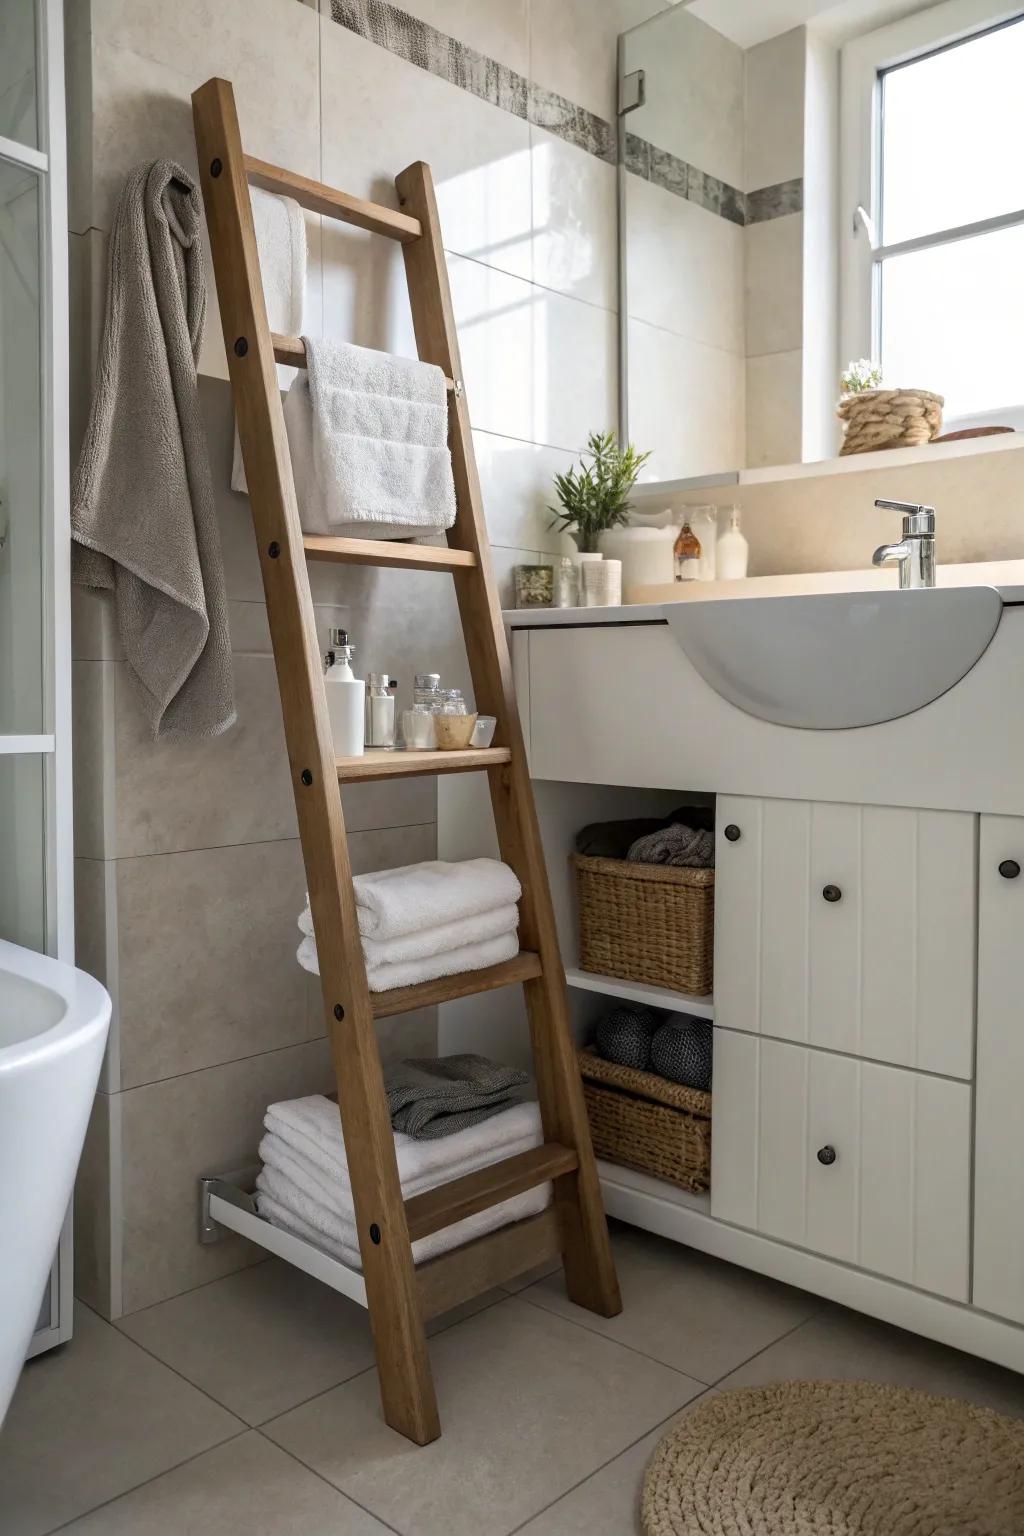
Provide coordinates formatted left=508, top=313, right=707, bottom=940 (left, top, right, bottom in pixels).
left=0, top=0, right=38, bottom=148
left=0, top=158, right=43, bottom=733
left=0, top=753, right=45, bottom=950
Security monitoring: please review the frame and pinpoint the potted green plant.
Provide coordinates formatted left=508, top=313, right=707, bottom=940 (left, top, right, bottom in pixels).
left=548, top=430, right=651, bottom=554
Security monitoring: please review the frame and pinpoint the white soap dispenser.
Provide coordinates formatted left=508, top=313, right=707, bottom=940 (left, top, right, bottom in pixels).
left=716, top=506, right=749, bottom=581
left=324, top=628, right=365, bottom=757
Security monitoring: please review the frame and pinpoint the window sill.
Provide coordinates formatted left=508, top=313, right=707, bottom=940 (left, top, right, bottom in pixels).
left=632, top=429, right=1024, bottom=498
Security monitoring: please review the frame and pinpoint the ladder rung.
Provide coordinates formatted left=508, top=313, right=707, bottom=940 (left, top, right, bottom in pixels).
left=337, top=748, right=510, bottom=783
left=371, top=951, right=543, bottom=1020
left=304, top=536, right=476, bottom=572
left=417, top=1209, right=562, bottom=1319
left=404, top=1144, right=579, bottom=1242
left=271, top=332, right=458, bottom=393
left=245, top=156, right=422, bottom=242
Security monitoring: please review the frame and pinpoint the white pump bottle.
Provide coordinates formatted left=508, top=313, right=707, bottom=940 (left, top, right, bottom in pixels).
left=324, top=628, right=365, bottom=757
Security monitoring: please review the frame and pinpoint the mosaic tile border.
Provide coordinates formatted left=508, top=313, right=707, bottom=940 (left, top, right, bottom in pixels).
left=326, top=0, right=801, bottom=225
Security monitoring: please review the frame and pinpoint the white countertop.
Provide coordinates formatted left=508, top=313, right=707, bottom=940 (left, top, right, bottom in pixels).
left=504, top=559, right=1024, bottom=626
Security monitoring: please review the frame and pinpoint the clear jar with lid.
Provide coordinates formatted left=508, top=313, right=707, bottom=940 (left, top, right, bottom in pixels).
left=439, top=688, right=467, bottom=716
left=413, top=673, right=441, bottom=708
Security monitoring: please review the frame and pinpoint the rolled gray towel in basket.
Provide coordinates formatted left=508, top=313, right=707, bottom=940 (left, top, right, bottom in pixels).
left=626, top=823, right=715, bottom=869
left=595, top=1005, right=660, bottom=1072
left=650, top=1016, right=713, bottom=1092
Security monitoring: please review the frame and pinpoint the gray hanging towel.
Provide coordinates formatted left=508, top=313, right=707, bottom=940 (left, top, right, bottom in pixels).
left=71, top=159, right=235, bottom=739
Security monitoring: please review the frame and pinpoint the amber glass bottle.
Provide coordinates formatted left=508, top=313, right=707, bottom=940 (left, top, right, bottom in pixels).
left=674, top=521, right=702, bottom=581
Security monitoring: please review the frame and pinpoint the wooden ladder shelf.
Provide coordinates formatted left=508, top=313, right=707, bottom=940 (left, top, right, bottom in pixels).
left=192, top=77, right=620, bottom=1446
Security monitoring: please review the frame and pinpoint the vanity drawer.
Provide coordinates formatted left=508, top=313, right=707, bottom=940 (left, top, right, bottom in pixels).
left=714, top=795, right=976, bottom=1079
left=710, top=1032, right=971, bottom=1302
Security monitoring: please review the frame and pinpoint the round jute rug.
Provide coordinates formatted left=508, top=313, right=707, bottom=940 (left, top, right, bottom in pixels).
left=642, top=1380, right=1024, bottom=1536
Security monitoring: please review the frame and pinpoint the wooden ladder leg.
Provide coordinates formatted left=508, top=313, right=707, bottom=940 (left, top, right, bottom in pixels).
left=396, top=159, right=621, bottom=1320
left=192, top=78, right=440, bottom=1444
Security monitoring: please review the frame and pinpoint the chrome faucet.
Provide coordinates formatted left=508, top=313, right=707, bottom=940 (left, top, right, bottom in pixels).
left=872, top=499, right=936, bottom=589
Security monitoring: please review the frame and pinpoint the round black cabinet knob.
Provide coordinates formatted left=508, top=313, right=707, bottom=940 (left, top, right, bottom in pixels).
left=724, top=824, right=741, bottom=843
left=817, top=1145, right=837, bottom=1167
left=822, top=884, right=843, bottom=903
left=999, top=859, right=1021, bottom=880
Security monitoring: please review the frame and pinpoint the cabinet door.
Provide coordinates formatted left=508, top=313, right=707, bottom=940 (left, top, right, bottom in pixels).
left=711, top=1033, right=971, bottom=1301
left=974, top=815, right=1024, bottom=1324
left=714, top=796, right=976, bottom=1078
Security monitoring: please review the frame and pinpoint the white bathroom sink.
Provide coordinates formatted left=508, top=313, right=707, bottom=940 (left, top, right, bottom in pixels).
left=664, top=586, right=1004, bottom=729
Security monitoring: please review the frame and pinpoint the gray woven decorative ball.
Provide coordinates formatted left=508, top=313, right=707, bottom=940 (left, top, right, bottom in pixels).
left=595, top=1005, right=660, bottom=1071
left=650, top=1016, right=713, bottom=1091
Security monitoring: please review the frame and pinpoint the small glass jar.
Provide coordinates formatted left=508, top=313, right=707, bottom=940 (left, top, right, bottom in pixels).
left=439, top=688, right=467, bottom=716
left=402, top=703, right=437, bottom=750
left=554, top=556, right=578, bottom=609
left=413, top=672, right=441, bottom=708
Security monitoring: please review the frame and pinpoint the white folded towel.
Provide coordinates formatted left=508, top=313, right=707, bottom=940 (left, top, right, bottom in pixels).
left=257, top=1175, right=549, bottom=1270
left=297, top=928, right=520, bottom=991
left=258, top=1115, right=541, bottom=1219
left=350, top=858, right=522, bottom=942
left=281, top=338, right=457, bottom=537
left=263, top=1094, right=542, bottom=1193
left=254, top=1095, right=548, bottom=1269
left=231, top=187, right=307, bottom=493
left=298, top=899, right=519, bottom=968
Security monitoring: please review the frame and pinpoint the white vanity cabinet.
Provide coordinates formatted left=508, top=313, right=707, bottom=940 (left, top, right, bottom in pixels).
left=713, top=796, right=976, bottom=1079
left=974, top=815, right=1024, bottom=1326
left=710, top=1032, right=971, bottom=1300
left=504, top=614, right=1024, bottom=1375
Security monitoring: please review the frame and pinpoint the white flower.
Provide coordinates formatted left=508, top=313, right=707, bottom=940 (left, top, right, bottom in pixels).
left=841, top=358, right=883, bottom=395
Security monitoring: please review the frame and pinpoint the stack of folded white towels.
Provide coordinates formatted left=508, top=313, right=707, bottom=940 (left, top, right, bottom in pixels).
left=297, top=857, right=522, bottom=992
left=255, top=1093, right=549, bottom=1268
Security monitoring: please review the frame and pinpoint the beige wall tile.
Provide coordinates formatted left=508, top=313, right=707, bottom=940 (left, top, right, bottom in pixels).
left=320, top=22, right=534, bottom=288
left=626, top=175, right=745, bottom=354
left=628, top=318, right=744, bottom=480
left=119, top=1038, right=335, bottom=1313
left=745, top=26, right=807, bottom=192
left=745, top=213, right=804, bottom=358
left=475, top=431, right=574, bottom=556
left=746, top=348, right=803, bottom=469
left=115, top=838, right=311, bottom=1089
left=73, top=1089, right=117, bottom=1318
left=672, top=442, right=1024, bottom=575
left=74, top=856, right=121, bottom=1093
left=72, top=661, right=116, bottom=860
left=530, top=125, right=617, bottom=311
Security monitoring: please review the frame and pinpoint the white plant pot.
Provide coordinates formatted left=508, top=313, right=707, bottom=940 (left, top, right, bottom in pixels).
left=581, top=556, right=622, bottom=608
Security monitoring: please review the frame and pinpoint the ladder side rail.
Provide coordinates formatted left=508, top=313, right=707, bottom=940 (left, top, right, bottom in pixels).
left=191, top=78, right=440, bottom=1445
left=395, top=160, right=621, bottom=1319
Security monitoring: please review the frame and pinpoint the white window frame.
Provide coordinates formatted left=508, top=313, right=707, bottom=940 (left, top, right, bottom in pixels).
left=839, top=0, right=1024, bottom=432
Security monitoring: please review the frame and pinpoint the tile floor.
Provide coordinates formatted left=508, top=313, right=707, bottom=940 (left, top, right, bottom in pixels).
left=3, top=1221, right=1024, bottom=1535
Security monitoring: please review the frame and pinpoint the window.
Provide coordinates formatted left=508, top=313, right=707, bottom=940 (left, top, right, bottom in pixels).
left=841, top=2, right=1024, bottom=430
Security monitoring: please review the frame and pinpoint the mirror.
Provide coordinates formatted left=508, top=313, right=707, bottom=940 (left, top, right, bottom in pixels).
left=619, top=0, right=1024, bottom=486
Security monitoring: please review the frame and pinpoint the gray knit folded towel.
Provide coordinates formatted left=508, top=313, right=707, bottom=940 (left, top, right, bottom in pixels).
left=385, top=1054, right=529, bottom=1141
left=626, top=823, right=715, bottom=869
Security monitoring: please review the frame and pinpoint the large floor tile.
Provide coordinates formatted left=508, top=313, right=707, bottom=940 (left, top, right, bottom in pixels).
left=0, top=1304, right=242, bottom=1536
left=521, top=1223, right=821, bottom=1383
left=716, top=1302, right=1024, bottom=1417
left=516, top=1397, right=712, bottom=1536
left=116, top=1259, right=378, bottom=1426
left=57, top=1431, right=391, bottom=1535
left=263, top=1295, right=701, bottom=1536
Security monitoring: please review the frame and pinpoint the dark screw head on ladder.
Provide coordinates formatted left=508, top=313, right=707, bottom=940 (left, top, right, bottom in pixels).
left=210, top=158, right=222, bottom=178
left=267, top=542, right=280, bottom=559
left=233, top=337, right=249, bottom=357
left=369, top=1224, right=382, bottom=1245
left=333, top=1004, right=345, bottom=1021
left=301, top=769, right=313, bottom=786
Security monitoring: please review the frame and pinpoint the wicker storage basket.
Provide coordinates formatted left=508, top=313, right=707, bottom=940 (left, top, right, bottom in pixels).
left=573, top=853, right=714, bottom=996
left=837, top=388, right=944, bottom=456
left=578, top=1046, right=711, bottom=1192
